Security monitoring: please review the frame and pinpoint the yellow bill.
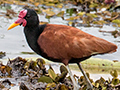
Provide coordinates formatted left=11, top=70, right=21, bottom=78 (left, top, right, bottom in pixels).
left=8, top=23, right=20, bottom=30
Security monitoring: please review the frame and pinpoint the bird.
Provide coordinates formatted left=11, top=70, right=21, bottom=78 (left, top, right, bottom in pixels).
left=8, top=9, right=117, bottom=90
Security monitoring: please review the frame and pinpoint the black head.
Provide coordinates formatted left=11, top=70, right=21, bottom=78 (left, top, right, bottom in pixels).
left=24, top=9, right=39, bottom=27
left=8, top=9, right=39, bottom=30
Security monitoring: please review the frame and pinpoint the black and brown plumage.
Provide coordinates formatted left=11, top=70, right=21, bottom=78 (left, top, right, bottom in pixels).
left=8, top=9, right=117, bottom=90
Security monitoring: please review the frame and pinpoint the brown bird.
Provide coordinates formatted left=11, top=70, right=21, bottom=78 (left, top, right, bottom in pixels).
left=8, top=9, right=117, bottom=90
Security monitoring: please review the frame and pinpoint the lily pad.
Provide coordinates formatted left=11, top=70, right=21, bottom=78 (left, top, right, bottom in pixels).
left=59, top=84, right=69, bottom=90
left=77, top=12, right=85, bottom=16
left=56, top=11, right=64, bottom=17
left=110, top=70, right=118, bottom=78
left=48, top=68, right=57, bottom=81
left=46, top=83, right=56, bottom=90
left=38, top=76, right=53, bottom=83
left=112, top=19, right=120, bottom=25
left=112, top=77, right=120, bottom=85
left=60, top=65, right=68, bottom=73
left=66, top=16, right=79, bottom=21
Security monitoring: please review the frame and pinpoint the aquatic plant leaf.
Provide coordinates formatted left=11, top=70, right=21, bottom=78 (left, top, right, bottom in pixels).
left=55, top=71, right=68, bottom=82
left=112, top=77, right=119, bottom=85
left=94, top=82, right=99, bottom=88
left=77, top=12, right=85, bottom=16
left=66, top=16, right=79, bottom=21
left=46, top=82, right=56, bottom=87
left=56, top=3, right=63, bottom=8
left=66, top=8, right=76, bottom=16
left=24, top=60, right=38, bottom=71
left=89, top=3, right=98, bottom=8
left=56, top=11, right=64, bottom=17
left=110, top=70, right=118, bottom=78
left=36, top=58, right=46, bottom=73
left=112, top=19, right=120, bottom=25
left=82, top=15, right=93, bottom=24
left=42, top=9, right=55, bottom=17
left=59, top=84, right=68, bottom=90
left=95, top=77, right=105, bottom=87
left=46, top=83, right=56, bottom=90
left=30, top=61, right=37, bottom=70
left=38, top=76, right=53, bottom=83
left=111, top=12, right=118, bottom=18
left=48, top=68, right=57, bottom=81
left=68, top=21, right=74, bottom=26
left=86, top=13, right=98, bottom=18
left=53, top=65, right=68, bottom=82
left=60, top=65, right=68, bottom=73
left=47, top=0, right=58, bottom=3
left=35, top=8, right=42, bottom=14
left=46, top=11, right=55, bottom=16
left=92, top=20, right=108, bottom=25
left=37, top=58, right=45, bottom=65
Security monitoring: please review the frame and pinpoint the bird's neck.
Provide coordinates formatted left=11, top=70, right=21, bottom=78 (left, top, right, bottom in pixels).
left=24, top=24, right=46, bottom=54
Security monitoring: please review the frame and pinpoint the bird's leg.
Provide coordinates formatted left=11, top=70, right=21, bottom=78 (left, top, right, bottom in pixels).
left=66, top=65, right=80, bottom=90
left=77, top=62, right=93, bottom=90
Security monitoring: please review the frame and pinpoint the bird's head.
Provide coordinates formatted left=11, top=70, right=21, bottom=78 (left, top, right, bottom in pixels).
left=8, top=9, right=39, bottom=30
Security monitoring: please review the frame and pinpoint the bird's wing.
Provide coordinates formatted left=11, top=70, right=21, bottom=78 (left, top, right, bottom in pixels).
left=37, top=24, right=117, bottom=60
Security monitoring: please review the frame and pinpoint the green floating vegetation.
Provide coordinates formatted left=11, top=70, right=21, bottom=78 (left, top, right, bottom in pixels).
left=112, top=19, right=120, bottom=25
left=0, top=57, right=120, bottom=89
left=48, top=68, right=57, bottom=81
left=38, top=76, right=53, bottom=83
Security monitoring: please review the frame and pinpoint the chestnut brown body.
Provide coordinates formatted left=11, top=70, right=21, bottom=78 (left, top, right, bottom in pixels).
left=38, top=24, right=117, bottom=65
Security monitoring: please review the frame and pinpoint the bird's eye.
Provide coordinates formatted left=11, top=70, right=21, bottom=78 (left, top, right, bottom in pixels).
left=26, top=15, right=30, bottom=18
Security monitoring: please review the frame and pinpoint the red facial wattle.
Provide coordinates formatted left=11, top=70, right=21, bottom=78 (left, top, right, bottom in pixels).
left=15, top=9, right=27, bottom=27
left=15, top=18, right=27, bottom=27
left=8, top=9, right=27, bottom=30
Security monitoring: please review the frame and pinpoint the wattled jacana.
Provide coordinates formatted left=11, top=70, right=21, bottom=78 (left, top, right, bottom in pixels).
left=8, top=9, right=117, bottom=90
